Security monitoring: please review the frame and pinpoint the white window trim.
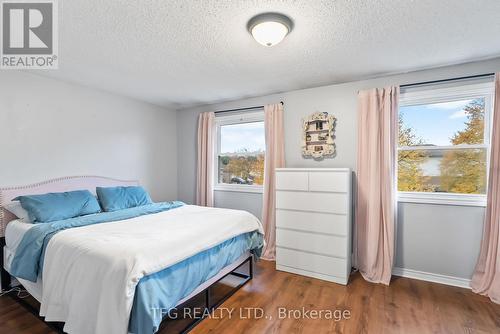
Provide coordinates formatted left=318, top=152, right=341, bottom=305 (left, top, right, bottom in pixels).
left=214, top=184, right=264, bottom=193
left=213, top=110, right=265, bottom=194
left=398, top=80, right=494, bottom=207
left=398, top=192, right=487, bottom=207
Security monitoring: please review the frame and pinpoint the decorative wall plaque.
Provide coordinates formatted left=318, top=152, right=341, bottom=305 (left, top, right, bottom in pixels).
left=301, top=112, right=336, bottom=159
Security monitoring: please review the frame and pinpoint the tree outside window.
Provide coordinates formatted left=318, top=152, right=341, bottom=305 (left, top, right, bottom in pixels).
left=215, top=113, right=265, bottom=191
left=398, top=96, right=489, bottom=195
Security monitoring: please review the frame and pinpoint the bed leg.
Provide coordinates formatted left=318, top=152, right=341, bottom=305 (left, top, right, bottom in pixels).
left=205, top=288, right=211, bottom=311
left=0, top=237, right=12, bottom=292
left=249, top=255, right=253, bottom=279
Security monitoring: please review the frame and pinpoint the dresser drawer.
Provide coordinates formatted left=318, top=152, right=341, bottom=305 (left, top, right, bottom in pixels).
left=276, top=171, right=308, bottom=191
left=308, top=171, right=349, bottom=193
left=276, top=247, right=348, bottom=278
left=276, top=191, right=348, bottom=214
left=276, top=209, right=348, bottom=235
left=276, top=229, right=347, bottom=258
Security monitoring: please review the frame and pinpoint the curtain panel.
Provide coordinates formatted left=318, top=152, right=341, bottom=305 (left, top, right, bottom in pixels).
left=471, top=73, right=500, bottom=303
left=355, top=86, right=399, bottom=285
left=261, top=103, right=285, bottom=260
left=196, top=112, right=215, bottom=207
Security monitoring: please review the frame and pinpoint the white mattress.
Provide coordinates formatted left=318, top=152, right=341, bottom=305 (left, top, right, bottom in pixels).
left=3, top=219, right=43, bottom=301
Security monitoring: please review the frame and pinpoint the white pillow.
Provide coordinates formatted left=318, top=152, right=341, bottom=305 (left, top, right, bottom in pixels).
left=3, top=201, right=32, bottom=223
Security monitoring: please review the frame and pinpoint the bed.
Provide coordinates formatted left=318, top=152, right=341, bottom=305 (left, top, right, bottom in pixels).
left=0, top=176, right=264, bottom=334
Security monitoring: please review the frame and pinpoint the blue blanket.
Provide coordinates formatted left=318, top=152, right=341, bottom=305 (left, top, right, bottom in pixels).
left=129, top=231, right=263, bottom=334
left=9, top=201, right=184, bottom=282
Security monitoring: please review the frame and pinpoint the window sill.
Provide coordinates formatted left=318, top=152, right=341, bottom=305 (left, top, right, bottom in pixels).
left=214, top=184, right=264, bottom=194
left=397, top=192, right=487, bottom=207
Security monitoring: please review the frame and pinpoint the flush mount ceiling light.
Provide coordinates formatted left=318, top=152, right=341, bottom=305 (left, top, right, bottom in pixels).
left=247, top=13, right=293, bottom=47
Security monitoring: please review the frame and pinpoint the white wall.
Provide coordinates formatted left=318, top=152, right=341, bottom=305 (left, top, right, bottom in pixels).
left=177, top=57, right=500, bottom=281
left=0, top=72, right=177, bottom=201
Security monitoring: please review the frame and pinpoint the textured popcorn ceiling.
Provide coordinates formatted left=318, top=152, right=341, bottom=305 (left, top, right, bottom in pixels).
left=37, top=0, right=500, bottom=108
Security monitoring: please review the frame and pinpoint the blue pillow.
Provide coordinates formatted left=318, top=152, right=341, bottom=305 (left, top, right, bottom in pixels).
left=15, top=190, right=101, bottom=223
left=96, top=186, right=152, bottom=212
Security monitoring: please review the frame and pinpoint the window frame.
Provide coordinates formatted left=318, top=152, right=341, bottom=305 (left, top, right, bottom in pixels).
left=213, top=110, right=265, bottom=194
left=397, top=81, right=494, bottom=207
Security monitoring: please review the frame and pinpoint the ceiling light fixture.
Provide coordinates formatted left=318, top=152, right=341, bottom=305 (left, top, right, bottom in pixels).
left=247, top=13, right=293, bottom=47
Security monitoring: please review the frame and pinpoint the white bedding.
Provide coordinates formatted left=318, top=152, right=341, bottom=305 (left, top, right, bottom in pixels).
left=37, top=204, right=263, bottom=334
left=4, top=219, right=34, bottom=272
left=5, top=218, right=34, bottom=250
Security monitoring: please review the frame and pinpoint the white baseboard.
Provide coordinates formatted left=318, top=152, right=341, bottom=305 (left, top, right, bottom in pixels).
left=392, top=267, right=471, bottom=289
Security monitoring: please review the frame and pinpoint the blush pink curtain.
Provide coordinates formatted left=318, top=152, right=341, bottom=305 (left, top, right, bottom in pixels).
left=471, top=73, right=500, bottom=303
left=261, top=103, right=285, bottom=261
left=196, top=112, right=215, bottom=207
left=355, top=86, right=399, bottom=285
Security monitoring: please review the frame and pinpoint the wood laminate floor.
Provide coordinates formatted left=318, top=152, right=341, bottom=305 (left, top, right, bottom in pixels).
left=1, top=260, right=499, bottom=334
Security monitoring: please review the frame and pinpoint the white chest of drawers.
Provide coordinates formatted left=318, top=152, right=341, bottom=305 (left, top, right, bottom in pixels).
left=275, top=168, right=352, bottom=285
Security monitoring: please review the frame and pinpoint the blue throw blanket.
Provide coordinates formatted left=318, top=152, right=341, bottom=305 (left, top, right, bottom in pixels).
left=9, top=201, right=184, bottom=282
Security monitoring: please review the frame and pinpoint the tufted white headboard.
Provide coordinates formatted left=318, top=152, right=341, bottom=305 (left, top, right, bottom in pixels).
left=0, top=176, right=139, bottom=236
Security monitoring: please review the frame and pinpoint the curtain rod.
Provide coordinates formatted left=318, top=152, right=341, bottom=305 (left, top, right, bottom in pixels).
left=214, top=101, right=284, bottom=114
left=400, top=73, right=495, bottom=89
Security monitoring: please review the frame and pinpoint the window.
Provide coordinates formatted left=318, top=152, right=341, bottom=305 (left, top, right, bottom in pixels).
left=214, top=111, right=265, bottom=193
left=398, top=80, right=494, bottom=206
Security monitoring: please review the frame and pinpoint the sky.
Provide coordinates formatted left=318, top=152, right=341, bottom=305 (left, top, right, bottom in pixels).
left=400, top=98, right=484, bottom=146
left=220, top=121, right=265, bottom=153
